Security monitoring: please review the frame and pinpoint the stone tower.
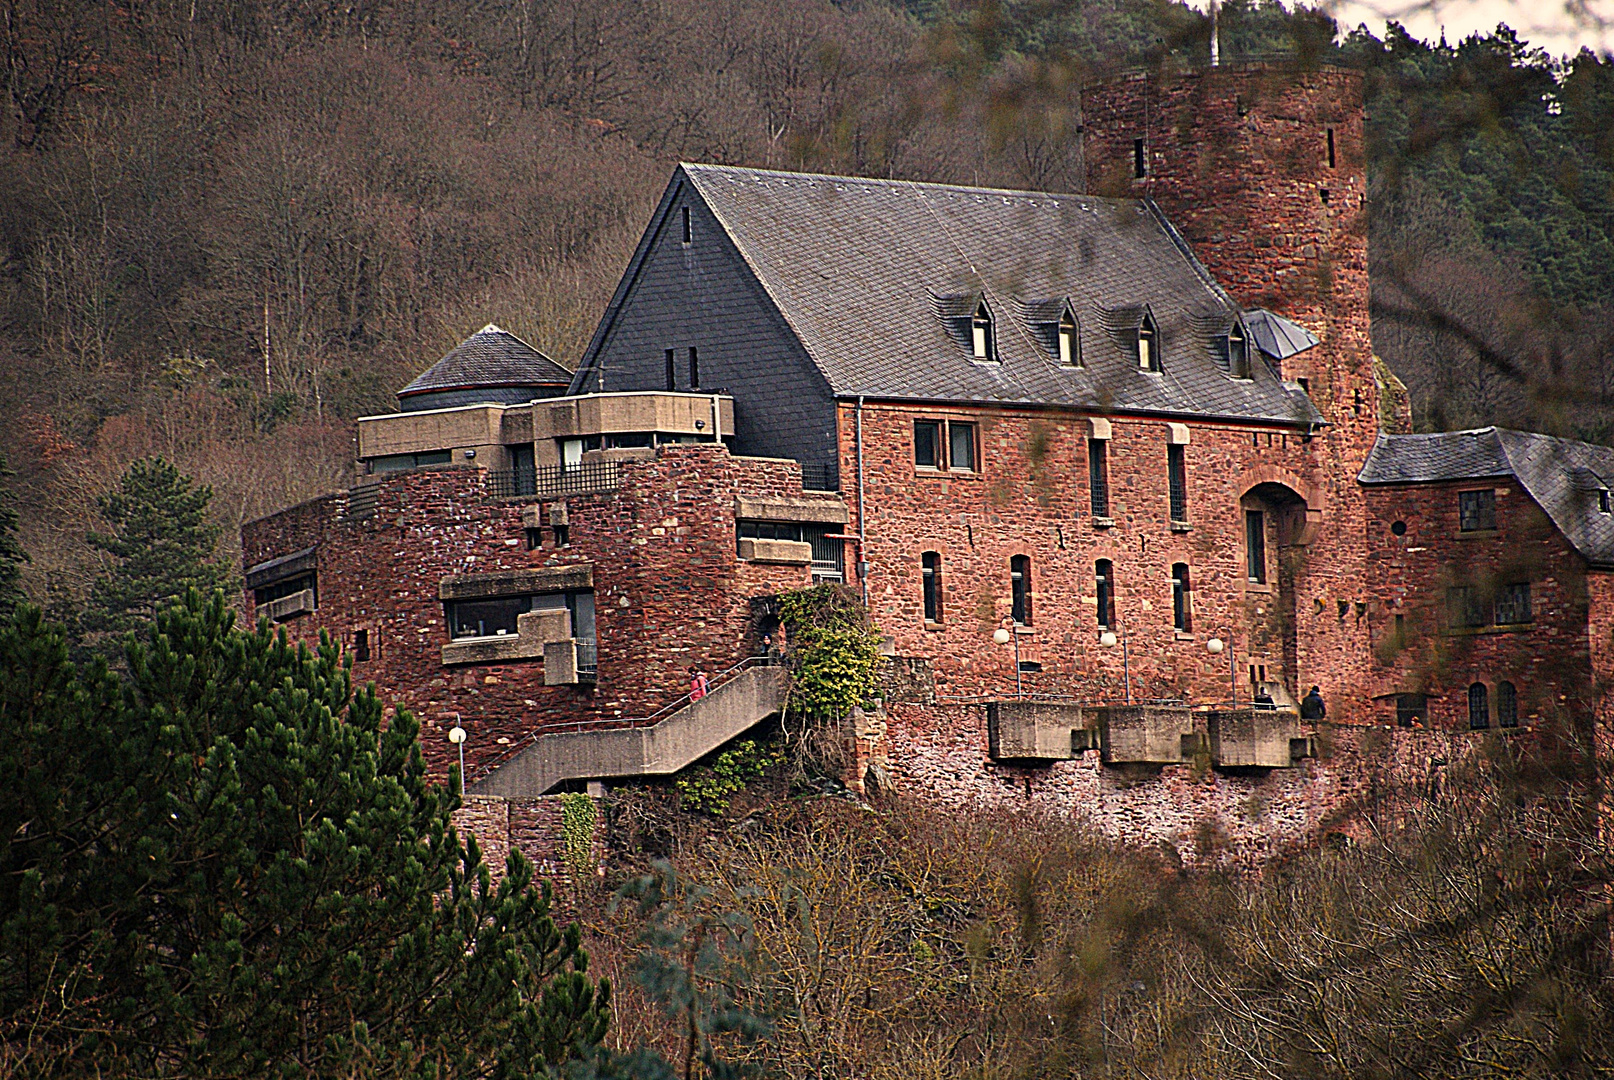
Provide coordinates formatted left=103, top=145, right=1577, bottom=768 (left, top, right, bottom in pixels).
left=1081, top=66, right=1381, bottom=718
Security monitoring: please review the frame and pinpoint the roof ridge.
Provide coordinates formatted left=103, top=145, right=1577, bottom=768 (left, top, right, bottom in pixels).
left=680, top=161, right=1136, bottom=206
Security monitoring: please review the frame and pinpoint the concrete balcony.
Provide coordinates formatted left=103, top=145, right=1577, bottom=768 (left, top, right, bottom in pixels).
left=987, top=701, right=1097, bottom=760
left=1206, top=708, right=1310, bottom=767
left=543, top=638, right=598, bottom=685
left=261, top=588, right=315, bottom=623
left=441, top=608, right=571, bottom=666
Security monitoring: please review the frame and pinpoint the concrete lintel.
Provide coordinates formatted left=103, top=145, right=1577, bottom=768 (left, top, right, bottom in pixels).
left=439, top=565, right=593, bottom=601
left=738, top=538, right=813, bottom=564
left=735, top=496, right=851, bottom=525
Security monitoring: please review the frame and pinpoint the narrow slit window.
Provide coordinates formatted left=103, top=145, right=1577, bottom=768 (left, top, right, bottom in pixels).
left=664, top=348, right=675, bottom=391
left=1095, top=559, right=1115, bottom=629
left=1326, top=127, right=1336, bottom=169
left=1010, top=554, right=1032, bottom=626
left=1497, top=680, right=1518, bottom=727
left=1168, top=443, right=1188, bottom=523
left=1468, top=682, right=1489, bottom=729
left=1228, top=322, right=1249, bottom=378
left=1133, top=138, right=1146, bottom=178
left=1089, top=439, right=1110, bottom=517
left=353, top=628, right=370, bottom=663
left=1245, top=509, right=1266, bottom=584
left=922, top=551, right=943, bottom=623
left=688, top=346, right=699, bottom=389
left=1172, top=563, right=1191, bottom=632
left=1137, top=313, right=1159, bottom=371
left=525, top=527, right=543, bottom=551
left=971, top=302, right=994, bottom=361
left=681, top=205, right=692, bottom=244
left=1058, top=307, right=1080, bottom=366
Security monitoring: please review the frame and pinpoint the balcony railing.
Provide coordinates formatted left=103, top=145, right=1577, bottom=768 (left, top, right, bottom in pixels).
left=576, top=639, right=598, bottom=677
left=486, top=461, right=621, bottom=500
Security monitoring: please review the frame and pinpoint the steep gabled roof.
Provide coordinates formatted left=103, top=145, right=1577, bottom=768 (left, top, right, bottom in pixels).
left=400, top=324, right=572, bottom=402
left=1360, top=427, right=1614, bottom=567
left=576, top=164, right=1322, bottom=425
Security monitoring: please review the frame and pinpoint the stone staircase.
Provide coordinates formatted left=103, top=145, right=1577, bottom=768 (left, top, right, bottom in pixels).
left=469, top=663, right=790, bottom=797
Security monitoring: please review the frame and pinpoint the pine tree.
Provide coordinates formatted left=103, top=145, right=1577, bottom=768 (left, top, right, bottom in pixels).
left=0, top=454, right=25, bottom=616
left=0, top=594, right=612, bottom=1077
left=84, top=458, right=235, bottom=642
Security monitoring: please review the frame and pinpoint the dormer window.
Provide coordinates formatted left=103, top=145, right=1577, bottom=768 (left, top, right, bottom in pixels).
left=1137, top=312, right=1159, bottom=371
left=1227, top=320, right=1250, bottom=378
left=972, top=301, right=995, bottom=361
left=1058, top=306, right=1080, bottom=367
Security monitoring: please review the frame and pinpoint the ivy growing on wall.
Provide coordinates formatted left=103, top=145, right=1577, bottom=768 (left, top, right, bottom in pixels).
left=674, top=739, right=786, bottom=815
left=559, top=791, right=598, bottom=883
left=778, top=584, right=883, bottom=721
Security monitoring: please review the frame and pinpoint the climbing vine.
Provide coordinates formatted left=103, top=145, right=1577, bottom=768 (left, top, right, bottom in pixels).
left=778, top=584, right=883, bottom=720
left=674, top=739, right=785, bottom=815
left=559, top=791, right=598, bottom=883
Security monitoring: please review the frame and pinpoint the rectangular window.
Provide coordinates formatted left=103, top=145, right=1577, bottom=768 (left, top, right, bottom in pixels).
left=352, top=629, right=370, bottom=663
left=1468, top=683, right=1490, bottom=729
left=922, top=551, right=942, bottom=623
left=1010, top=554, right=1032, bottom=626
left=681, top=205, right=692, bottom=244
left=525, top=527, right=543, bottom=551
left=253, top=571, right=316, bottom=608
left=688, top=346, right=699, bottom=389
left=1167, top=444, right=1187, bottom=523
left=370, top=450, right=451, bottom=473
left=1095, top=559, right=1114, bottom=628
left=1176, top=573, right=1195, bottom=632
left=914, top=421, right=941, bottom=468
left=1133, top=137, right=1146, bottom=178
left=1494, top=582, right=1532, bottom=625
left=1447, top=585, right=1488, bottom=629
left=553, top=523, right=570, bottom=547
left=665, top=348, right=675, bottom=391
left=1245, top=510, right=1266, bottom=584
left=1396, top=693, right=1428, bottom=727
left=1459, top=489, right=1496, bottom=531
left=949, top=422, right=977, bottom=472
left=1089, top=439, right=1110, bottom=517
left=447, top=595, right=530, bottom=639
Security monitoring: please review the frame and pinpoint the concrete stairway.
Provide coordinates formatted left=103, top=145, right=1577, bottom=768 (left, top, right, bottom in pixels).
left=469, top=664, right=790, bottom=797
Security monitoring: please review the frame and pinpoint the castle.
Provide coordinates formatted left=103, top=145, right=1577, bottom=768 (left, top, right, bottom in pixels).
left=240, top=66, right=1614, bottom=865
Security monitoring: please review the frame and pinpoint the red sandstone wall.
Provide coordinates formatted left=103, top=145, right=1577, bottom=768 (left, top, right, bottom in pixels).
left=242, top=446, right=820, bottom=785
left=1363, top=478, right=1591, bottom=727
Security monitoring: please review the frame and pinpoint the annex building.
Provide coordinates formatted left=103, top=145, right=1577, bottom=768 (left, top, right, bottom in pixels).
left=241, top=65, right=1614, bottom=865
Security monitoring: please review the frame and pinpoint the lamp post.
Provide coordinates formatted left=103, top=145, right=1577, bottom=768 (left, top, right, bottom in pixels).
left=1098, top=626, right=1131, bottom=704
left=448, top=723, right=467, bottom=788
left=993, top=624, right=1023, bottom=698
left=1206, top=635, right=1237, bottom=707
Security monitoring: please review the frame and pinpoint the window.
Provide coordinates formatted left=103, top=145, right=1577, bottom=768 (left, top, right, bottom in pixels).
left=447, top=592, right=594, bottom=641
left=971, top=301, right=994, bottom=361
left=553, top=523, right=569, bottom=547
left=1245, top=510, right=1266, bottom=584
left=949, top=422, right=977, bottom=472
left=1494, top=582, right=1532, bottom=625
left=1447, top=585, right=1487, bottom=629
left=1095, top=559, right=1115, bottom=628
left=915, top=419, right=976, bottom=472
left=1326, top=127, right=1336, bottom=169
left=1497, top=680, right=1518, bottom=727
left=1227, top=322, right=1250, bottom=378
left=1168, top=443, right=1188, bottom=523
left=739, top=522, right=845, bottom=581
left=922, top=551, right=943, bottom=623
left=1172, top=563, right=1191, bottom=632
left=352, top=629, right=370, bottom=662
left=1137, top=313, right=1159, bottom=371
left=681, top=205, right=692, bottom=244
left=688, top=346, right=700, bottom=389
left=914, top=421, right=942, bottom=468
left=525, top=527, right=543, bottom=551
left=665, top=348, right=675, bottom=391
left=1089, top=439, right=1110, bottom=517
left=370, top=450, right=451, bottom=473
left=1133, top=137, right=1146, bottom=178
left=1396, top=693, right=1428, bottom=727
left=1468, top=682, right=1489, bottom=729
left=1010, top=555, right=1032, bottom=626
left=1459, top=489, right=1496, bottom=531
left=1058, top=307, right=1080, bottom=366
left=254, top=571, right=316, bottom=609
left=1601, top=490, right=1612, bottom=514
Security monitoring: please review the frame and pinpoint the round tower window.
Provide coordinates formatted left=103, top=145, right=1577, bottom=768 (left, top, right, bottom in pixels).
left=1390, top=520, right=1407, bottom=536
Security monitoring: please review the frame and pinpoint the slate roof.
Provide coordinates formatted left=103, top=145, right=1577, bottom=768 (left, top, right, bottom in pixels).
left=589, top=164, right=1324, bottom=424
left=1360, top=427, right=1614, bottom=568
left=399, top=324, right=571, bottom=402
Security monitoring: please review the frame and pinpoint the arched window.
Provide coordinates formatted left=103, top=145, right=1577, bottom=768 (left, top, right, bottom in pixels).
left=1468, top=682, right=1489, bottom=730
left=972, top=301, right=995, bottom=361
left=1172, top=563, right=1191, bottom=632
left=1058, top=306, right=1080, bottom=367
left=1095, top=559, right=1114, bottom=629
left=1497, top=680, right=1518, bottom=727
left=1010, top=554, right=1032, bottom=626
left=921, top=551, right=943, bottom=624
left=1137, top=312, right=1159, bottom=372
left=1227, top=321, right=1250, bottom=378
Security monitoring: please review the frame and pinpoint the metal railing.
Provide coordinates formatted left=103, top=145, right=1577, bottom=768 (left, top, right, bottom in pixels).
left=800, top=462, right=839, bottom=491
left=576, top=639, right=598, bottom=677
left=486, top=461, right=621, bottom=500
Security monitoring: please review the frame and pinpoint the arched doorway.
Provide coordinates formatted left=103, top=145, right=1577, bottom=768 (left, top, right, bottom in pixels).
left=1240, top=481, right=1311, bottom=707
